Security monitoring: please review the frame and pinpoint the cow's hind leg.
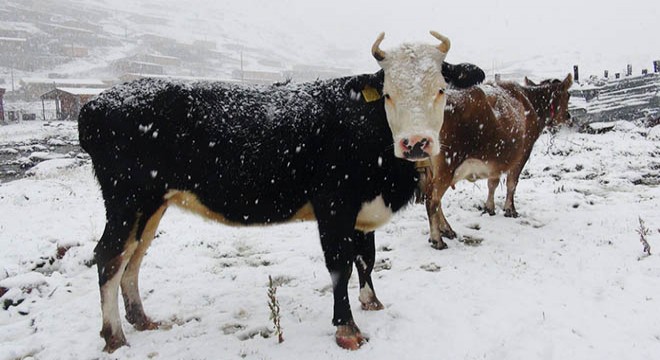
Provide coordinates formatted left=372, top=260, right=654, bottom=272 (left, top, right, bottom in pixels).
left=120, top=205, right=167, bottom=331
left=484, top=177, right=499, bottom=216
left=354, top=231, right=384, bottom=311
left=95, top=209, right=141, bottom=353
left=504, top=167, right=522, bottom=218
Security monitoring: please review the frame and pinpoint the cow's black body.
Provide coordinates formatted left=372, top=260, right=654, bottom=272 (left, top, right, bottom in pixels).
left=79, top=64, right=483, bottom=351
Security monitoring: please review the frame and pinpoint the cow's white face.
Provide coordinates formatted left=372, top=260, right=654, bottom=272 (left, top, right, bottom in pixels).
left=373, top=32, right=450, bottom=161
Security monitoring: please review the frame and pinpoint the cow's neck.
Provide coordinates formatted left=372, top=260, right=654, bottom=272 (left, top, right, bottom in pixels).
left=524, top=86, right=555, bottom=129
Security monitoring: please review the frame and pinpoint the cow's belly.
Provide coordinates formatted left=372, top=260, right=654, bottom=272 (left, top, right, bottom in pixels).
left=164, top=190, right=392, bottom=232
left=164, top=190, right=314, bottom=226
left=452, top=158, right=496, bottom=185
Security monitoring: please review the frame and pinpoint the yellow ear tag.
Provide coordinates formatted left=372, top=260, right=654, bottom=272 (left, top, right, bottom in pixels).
left=361, top=86, right=381, bottom=103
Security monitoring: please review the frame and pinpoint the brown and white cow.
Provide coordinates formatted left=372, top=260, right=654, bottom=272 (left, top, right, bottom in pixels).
left=420, top=74, right=572, bottom=249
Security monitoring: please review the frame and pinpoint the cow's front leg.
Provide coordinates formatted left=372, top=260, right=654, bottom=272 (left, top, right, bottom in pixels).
left=354, top=231, right=384, bottom=311
left=425, top=169, right=456, bottom=249
left=314, top=201, right=367, bottom=350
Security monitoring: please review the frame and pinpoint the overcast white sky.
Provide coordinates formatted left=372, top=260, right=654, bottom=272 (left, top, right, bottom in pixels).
left=109, top=0, right=659, bottom=78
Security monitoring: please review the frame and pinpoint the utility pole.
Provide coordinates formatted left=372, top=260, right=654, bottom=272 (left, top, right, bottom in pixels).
left=240, top=49, right=244, bottom=82
left=10, top=67, right=14, bottom=92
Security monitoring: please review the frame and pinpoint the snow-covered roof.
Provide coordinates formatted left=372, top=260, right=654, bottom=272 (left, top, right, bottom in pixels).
left=41, top=87, right=107, bottom=98
left=54, top=87, right=106, bottom=95
left=21, top=78, right=107, bottom=86
left=121, top=73, right=241, bottom=83
left=0, top=37, right=27, bottom=42
left=0, top=21, right=41, bottom=34
left=144, top=53, right=180, bottom=60
left=41, top=22, right=94, bottom=34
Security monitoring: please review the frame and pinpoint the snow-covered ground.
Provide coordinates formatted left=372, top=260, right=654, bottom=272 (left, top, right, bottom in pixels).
left=1, top=120, right=660, bottom=360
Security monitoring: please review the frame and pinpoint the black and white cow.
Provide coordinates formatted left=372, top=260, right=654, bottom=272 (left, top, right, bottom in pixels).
left=79, top=32, right=482, bottom=352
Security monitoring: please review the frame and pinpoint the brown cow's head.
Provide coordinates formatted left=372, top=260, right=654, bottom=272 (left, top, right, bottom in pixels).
left=525, top=74, right=573, bottom=127
left=372, top=31, right=450, bottom=161
left=547, top=74, right=573, bottom=127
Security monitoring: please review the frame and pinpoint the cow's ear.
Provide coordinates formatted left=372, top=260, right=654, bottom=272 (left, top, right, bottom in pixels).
left=346, top=70, right=384, bottom=102
left=441, top=62, right=457, bottom=82
left=562, top=73, right=573, bottom=89
left=443, top=62, right=485, bottom=89
left=524, top=77, right=537, bottom=86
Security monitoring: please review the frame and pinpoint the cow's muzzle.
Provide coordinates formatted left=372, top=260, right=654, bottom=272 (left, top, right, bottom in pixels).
left=400, top=136, right=432, bottom=161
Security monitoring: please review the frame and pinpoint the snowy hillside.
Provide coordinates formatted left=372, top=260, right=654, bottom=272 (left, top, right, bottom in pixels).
left=1, top=0, right=658, bottom=83
left=1, top=121, right=660, bottom=359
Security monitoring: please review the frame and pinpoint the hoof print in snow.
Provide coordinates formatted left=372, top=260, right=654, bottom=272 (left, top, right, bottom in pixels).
left=517, top=219, right=545, bottom=229
left=237, top=326, right=273, bottom=341
left=374, top=258, right=392, bottom=272
left=222, top=323, right=247, bottom=335
left=247, top=257, right=273, bottom=267
left=167, top=315, right=200, bottom=328
left=378, top=245, right=393, bottom=252
left=467, top=223, right=481, bottom=231
left=31, top=244, right=79, bottom=274
left=420, top=263, right=442, bottom=272
left=459, top=235, right=483, bottom=247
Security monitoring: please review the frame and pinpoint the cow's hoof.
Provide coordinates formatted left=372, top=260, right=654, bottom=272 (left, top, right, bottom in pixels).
left=335, top=322, right=368, bottom=350
left=133, top=318, right=161, bottom=331
left=483, top=208, right=496, bottom=216
left=504, top=209, right=519, bottom=218
left=102, top=332, right=127, bottom=353
left=360, top=298, right=384, bottom=311
left=430, top=239, right=448, bottom=250
left=441, top=229, right=457, bottom=239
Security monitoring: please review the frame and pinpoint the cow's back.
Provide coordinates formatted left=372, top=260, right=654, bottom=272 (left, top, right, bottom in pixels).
left=442, top=84, right=536, bottom=169
left=80, top=79, right=322, bottom=222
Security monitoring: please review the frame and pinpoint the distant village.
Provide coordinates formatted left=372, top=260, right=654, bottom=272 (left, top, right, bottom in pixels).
left=0, top=0, right=658, bottom=127
left=0, top=0, right=351, bottom=123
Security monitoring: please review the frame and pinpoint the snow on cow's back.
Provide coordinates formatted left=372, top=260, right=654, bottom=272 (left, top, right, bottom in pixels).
left=84, top=78, right=184, bottom=111
left=447, top=83, right=528, bottom=129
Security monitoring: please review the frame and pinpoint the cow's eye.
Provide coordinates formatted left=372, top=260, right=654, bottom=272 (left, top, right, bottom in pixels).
left=438, top=89, right=445, bottom=95
left=384, top=93, right=391, bottom=100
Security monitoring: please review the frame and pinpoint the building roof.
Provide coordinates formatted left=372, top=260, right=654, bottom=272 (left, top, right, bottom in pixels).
left=0, top=36, right=28, bottom=42
left=41, top=87, right=106, bottom=99
left=120, top=73, right=241, bottom=83
left=21, top=78, right=107, bottom=86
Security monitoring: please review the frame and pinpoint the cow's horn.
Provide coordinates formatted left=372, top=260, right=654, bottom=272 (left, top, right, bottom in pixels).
left=372, top=32, right=386, bottom=61
left=429, top=31, right=451, bottom=54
